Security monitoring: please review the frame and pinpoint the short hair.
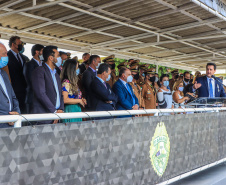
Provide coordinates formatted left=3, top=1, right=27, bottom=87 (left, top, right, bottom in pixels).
left=183, top=71, right=190, bottom=77
left=9, top=36, right=20, bottom=47
left=206, top=62, right=216, bottom=70
left=119, top=67, right=128, bottom=77
left=59, top=51, right=67, bottom=56
left=160, top=74, right=169, bottom=82
left=43, top=45, right=58, bottom=62
left=31, top=44, right=44, bottom=56
left=82, top=53, right=89, bottom=58
left=88, top=55, right=100, bottom=65
left=97, top=63, right=110, bottom=74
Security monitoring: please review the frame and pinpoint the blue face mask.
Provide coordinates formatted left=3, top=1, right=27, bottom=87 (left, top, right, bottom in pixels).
left=76, top=68, right=80, bottom=75
left=178, top=87, right=184, bottom=92
left=19, top=47, right=25, bottom=54
left=106, top=74, right=111, bottom=82
left=163, top=80, right=169, bottom=87
left=127, top=75, right=133, bottom=83
left=56, top=57, right=62, bottom=67
left=142, top=73, right=145, bottom=77
left=0, top=56, right=8, bottom=68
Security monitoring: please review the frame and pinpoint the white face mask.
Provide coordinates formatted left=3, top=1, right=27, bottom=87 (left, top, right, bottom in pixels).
left=106, top=74, right=111, bottom=82
left=39, top=55, right=44, bottom=61
left=55, top=57, right=62, bottom=67
left=127, top=75, right=133, bottom=83
left=96, top=63, right=101, bottom=69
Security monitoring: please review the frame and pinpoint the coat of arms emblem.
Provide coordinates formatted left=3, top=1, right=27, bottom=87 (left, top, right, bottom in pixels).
left=149, top=122, right=170, bottom=176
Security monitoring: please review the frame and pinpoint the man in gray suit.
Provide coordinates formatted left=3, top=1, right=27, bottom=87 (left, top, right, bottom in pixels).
left=0, top=42, right=20, bottom=128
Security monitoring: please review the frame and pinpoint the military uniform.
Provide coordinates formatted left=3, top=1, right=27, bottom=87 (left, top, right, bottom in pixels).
left=108, top=71, right=117, bottom=88
left=137, top=64, right=148, bottom=86
left=142, top=68, right=157, bottom=116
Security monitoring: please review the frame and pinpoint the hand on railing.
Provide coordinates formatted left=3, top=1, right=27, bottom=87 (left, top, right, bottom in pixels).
left=8, top=111, right=19, bottom=126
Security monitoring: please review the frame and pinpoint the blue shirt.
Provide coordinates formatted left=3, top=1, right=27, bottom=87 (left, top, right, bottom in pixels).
left=207, top=77, right=215, bottom=98
left=0, top=70, right=11, bottom=111
left=89, top=66, right=97, bottom=76
left=45, top=63, right=60, bottom=109
left=11, top=49, right=23, bottom=66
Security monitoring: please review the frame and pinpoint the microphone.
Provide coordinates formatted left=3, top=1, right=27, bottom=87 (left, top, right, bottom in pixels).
left=211, top=75, right=226, bottom=88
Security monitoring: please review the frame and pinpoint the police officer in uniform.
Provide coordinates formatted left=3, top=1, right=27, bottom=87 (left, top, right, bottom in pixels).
left=103, top=55, right=117, bottom=88
left=142, top=68, right=157, bottom=116
left=129, top=65, right=145, bottom=108
left=137, top=64, right=148, bottom=86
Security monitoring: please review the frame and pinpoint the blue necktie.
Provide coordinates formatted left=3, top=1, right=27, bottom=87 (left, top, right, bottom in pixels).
left=126, top=83, right=135, bottom=105
left=209, top=79, right=214, bottom=98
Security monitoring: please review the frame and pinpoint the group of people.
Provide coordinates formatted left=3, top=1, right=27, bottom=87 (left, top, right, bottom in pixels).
left=0, top=36, right=226, bottom=127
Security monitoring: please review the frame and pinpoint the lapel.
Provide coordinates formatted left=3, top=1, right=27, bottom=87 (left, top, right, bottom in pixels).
left=9, top=50, right=24, bottom=67
left=43, top=63, right=56, bottom=94
left=118, top=79, right=133, bottom=98
left=0, top=70, right=10, bottom=98
left=215, top=78, right=219, bottom=95
left=31, top=58, right=39, bottom=68
left=203, top=76, right=209, bottom=95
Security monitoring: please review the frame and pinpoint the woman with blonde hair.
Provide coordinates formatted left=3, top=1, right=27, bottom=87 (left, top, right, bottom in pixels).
left=60, top=59, right=86, bottom=122
left=173, top=80, right=189, bottom=109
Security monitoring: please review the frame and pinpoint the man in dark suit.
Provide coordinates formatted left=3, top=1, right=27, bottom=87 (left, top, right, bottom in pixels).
left=113, top=67, right=139, bottom=111
left=7, top=36, right=27, bottom=113
left=90, top=63, right=118, bottom=112
left=31, top=45, right=64, bottom=125
left=23, top=44, right=44, bottom=113
left=0, top=42, right=20, bottom=128
left=82, top=55, right=101, bottom=111
left=192, top=63, right=226, bottom=98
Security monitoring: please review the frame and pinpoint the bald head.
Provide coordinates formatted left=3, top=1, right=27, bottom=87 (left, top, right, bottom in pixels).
left=0, top=43, right=7, bottom=59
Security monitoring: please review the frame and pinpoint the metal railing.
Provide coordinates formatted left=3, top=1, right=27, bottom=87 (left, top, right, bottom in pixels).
left=0, top=107, right=225, bottom=126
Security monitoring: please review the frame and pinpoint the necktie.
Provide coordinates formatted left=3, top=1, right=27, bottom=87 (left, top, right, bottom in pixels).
left=126, top=83, right=135, bottom=105
left=17, top=53, right=23, bottom=67
left=209, top=79, right=214, bottom=98
left=103, top=82, right=107, bottom=89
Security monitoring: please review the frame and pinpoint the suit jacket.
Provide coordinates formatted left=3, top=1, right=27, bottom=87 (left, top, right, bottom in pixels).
left=7, top=50, right=27, bottom=94
left=90, top=77, right=118, bottom=111
left=113, top=79, right=139, bottom=110
left=31, top=63, right=64, bottom=121
left=190, top=76, right=226, bottom=98
left=82, top=67, right=96, bottom=109
left=0, top=69, right=20, bottom=115
left=23, top=58, right=39, bottom=104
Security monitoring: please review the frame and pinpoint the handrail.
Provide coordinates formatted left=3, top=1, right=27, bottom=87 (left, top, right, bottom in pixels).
left=0, top=107, right=225, bottom=123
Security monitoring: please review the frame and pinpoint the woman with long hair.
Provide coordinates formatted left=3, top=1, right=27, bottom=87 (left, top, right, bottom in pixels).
left=60, top=59, right=86, bottom=122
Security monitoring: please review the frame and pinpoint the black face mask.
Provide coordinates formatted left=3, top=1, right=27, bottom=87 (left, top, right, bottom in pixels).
left=110, top=63, right=115, bottom=69
left=175, top=74, right=179, bottom=79
left=184, top=78, right=190, bottom=82
left=149, top=76, right=155, bottom=83
left=133, top=73, right=139, bottom=80
left=17, top=44, right=23, bottom=52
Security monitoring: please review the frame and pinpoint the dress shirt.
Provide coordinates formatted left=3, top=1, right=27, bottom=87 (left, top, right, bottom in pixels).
left=33, top=58, right=42, bottom=66
left=11, top=49, right=23, bottom=66
left=45, top=63, right=60, bottom=109
left=207, top=77, right=215, bottom=98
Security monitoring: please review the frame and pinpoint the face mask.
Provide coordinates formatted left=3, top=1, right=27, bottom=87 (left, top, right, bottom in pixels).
left=175, top=74, right=179, bottom=79
left=155, top=77, right=159, bottom=82
left=55, top=57, right=62, bottom=67
left=39, top=55, right=44, bottom=61
left=96, top=63, right=101, bottom=69
left=106, top=74, right=111, bottom=82
left=127, top=75, right=133, bottom=83
left=110, top=63, right=115, bottom=70
left=17, top=44, right=23, bottom=52
left=142, top=73, right=145, bottom=77
left=133, top=73, right=139, bottom=80
left=149, top=76, right=155, bottom=83
left=184, top=78, right=190, bottom=82
left=62, top=60, right=66, bottom=66
left=0, top=56, right=8, bottom=68
left=19, top=47, right=25, bottom=54
left=76, top=68, right=80, bottom=75
left=163, top=80, right=169, bottom=87
left=178, top=87, right=184, bottom=92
